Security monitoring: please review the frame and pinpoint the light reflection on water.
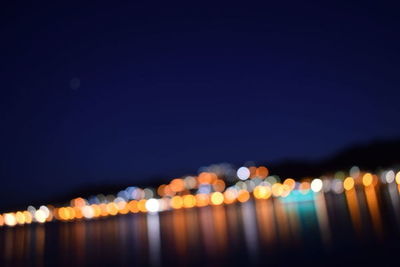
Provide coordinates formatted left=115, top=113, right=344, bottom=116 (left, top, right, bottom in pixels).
left=1, top=185, right=400, bottom=267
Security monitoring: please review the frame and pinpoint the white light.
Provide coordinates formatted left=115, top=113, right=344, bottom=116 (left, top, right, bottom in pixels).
left=266, top=176, right=277, bottom=185
left=34, top=210, right=46, bottom=223
left=158, top=198, right=168, bottom=212
left=332, top=179, right=344, bottom=194
left=132, top=188, right=144, bottom=200
left=184, top=176, right=197, bottom=189
left=322, top=179, right=331, bottom=193
left=198, top=184, right=211, bottom=194
left=350, top=166, right=360, bottom=178
left=4, top=213, right=17, bottom=227
left=386, top=170, right=395, bottom=183
left=237, top=167, right=250, bottom=180
left=27, top=206, right=36, bottom=215
left=311, top=179, right=323, bottom=192
left=39, top=206, right=50, bottom=218
left=145, top=198, right=160, bottom=213
left=143, top=188, right=154, bottom=199
left=245, top=180, right=256, bottom=192
left=82, top=206, right=95, bottom=219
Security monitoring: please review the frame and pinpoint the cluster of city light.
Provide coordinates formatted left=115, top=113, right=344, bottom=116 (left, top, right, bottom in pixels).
left=1, top=165, right=400, bottom=227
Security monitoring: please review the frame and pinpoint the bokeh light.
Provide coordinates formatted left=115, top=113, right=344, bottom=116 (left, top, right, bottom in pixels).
left=210, top=192, right=224, bottom=205
left=311, top=179, right=323, bottom=192
left=343, top=177, right=355, bottom=191
left=145, top=198, right=160, bottom=213
left=237, top=167, right=250, bottom=180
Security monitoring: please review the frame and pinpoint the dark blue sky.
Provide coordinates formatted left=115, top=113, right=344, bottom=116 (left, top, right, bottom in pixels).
left=1, top=2, right=400, bottom=205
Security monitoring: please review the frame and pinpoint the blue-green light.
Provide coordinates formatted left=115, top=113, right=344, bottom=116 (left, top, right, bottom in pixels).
left=279, top=190, right=315, bottom=203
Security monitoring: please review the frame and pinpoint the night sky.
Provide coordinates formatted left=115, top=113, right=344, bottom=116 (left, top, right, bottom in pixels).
left=1, top=2, right=400, bottom=207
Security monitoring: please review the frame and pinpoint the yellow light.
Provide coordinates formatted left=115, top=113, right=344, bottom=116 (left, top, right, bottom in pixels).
left=272, top=183, right=283, bottom=197
left=58, top=208, right=67, bottom=220
left=105, top=203, right=117, bottom=216
left=283, top=178, right=296, bottom=190
left=183, top=194, right=196, bottom=208
left=15, top=211, right=25, bottom=225
left=396, top=172, right=400, bottom=185
left=170, top=196, right=183, bottom=209
left=23, top=211, right=32, bottom=224
left=237, top=190, right=250, bottom=203
left=61, top=207, right=73, bottom=220
left=34, top=210, right=47, bottom=223
left=92, top=204, right=101, bottom=217
left=344, top=177, right=355, bottom=191
left=4, top=213, right=17, bottom=227
left=253, top=185, right=271, bottom=199
left=68, top=207, right=76, bottom=219
left=363, top=173, right=373, bottom=187
left=210, top=192, right=224, bottom=205
left=6, top=166, right=392, bottom=226
left=138, top=199, right=147, bottom=212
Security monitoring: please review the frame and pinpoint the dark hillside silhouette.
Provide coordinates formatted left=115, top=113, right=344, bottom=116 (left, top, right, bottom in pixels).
left=268, top=138, right=400, bottom=178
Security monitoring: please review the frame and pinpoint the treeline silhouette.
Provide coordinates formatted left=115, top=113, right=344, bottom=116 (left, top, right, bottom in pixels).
left=268, top=138, right=400, bottom=178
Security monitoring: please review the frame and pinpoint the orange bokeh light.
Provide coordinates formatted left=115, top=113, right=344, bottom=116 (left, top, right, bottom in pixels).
left=127, top=200, right=139, bottom=213
left=170, top=196, right=183, bottom=209
left=183, top=194, right=196, bottom=208
left=138, top=199, right=147, bottom=212
left=224, top=190, right=237, bottom=204
left=157, top=184, right=166, bottom=196
left=363, top=173, right=373, bottom=187
left=283, top=178, right=296, bottom=190
left=256, top=166, right=269, bottom=178
left=237, top=190, right=250, bottom=203
left=197, top=172, right=217, bottom=184
left=195, top=194, right=209, bottom=207
left=170, top=179, right=185, bottom=192
left=212, top=179, right=226, bottom=192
